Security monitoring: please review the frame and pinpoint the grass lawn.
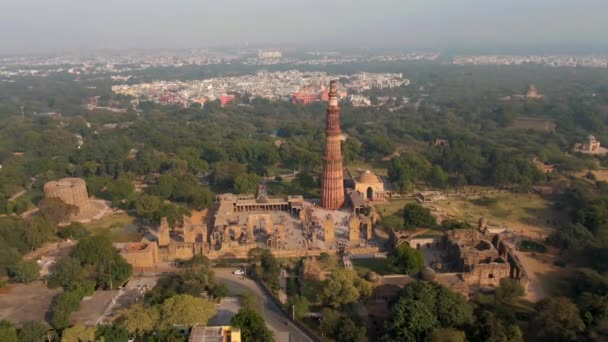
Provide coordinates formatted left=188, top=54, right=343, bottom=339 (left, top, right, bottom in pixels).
left=376, top=199, right=416, bottom=217
left=432, top=192, right=561, bottom=232
left=352, top=258, right=392, bottom=276
left=83, top=211, right=141, bottom=242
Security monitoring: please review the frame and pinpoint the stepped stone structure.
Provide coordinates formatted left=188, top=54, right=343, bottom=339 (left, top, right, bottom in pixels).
left=43, top=178, right=90, bottom=211
left=43, top=177, right=109, bottom=223
left=321, top=80, right=345, bottom=209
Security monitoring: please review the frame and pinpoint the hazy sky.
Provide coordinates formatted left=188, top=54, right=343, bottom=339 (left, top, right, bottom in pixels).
left=1, top=0, right=606, bottom=53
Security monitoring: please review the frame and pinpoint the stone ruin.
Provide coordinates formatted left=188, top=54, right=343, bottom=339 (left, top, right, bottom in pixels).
left=444, top=220, right=528, bottom=290
left=43, top=177, right=109, bottom=223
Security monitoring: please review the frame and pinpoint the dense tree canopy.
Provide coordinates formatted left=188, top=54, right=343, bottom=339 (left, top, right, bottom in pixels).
left=383, top=282, right=473, bottom=341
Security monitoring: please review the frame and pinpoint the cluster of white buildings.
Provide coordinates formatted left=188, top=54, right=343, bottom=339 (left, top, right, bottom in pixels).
left=452, top=55, right=608, bottom=68
left=246, top=52, right=440, bottom=66
left=111, top=70, right=408, bottom=106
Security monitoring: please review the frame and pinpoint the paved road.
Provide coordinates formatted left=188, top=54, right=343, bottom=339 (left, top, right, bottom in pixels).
left=214, top=268, right=313, bottom=342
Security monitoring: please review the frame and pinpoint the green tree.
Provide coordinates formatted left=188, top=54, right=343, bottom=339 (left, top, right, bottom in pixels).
left=134, top=194, right=162, bottom=220
left=152, top=174, right=177, bottom=199
left=288, top=295, right=310, bottom=320
left=211, top=284, right=230, bottom=298
left=403, top=203, right=436, bottom=229
left=533, top=297, right=585, bottom=341
left=8, top=260, right=39, bottom=283
left=384, top=282, right=473, bottom=341
left=38, top=197, right=78, bottom=226
left=0, top=320, right=18, bottom=342
left=57, top=222, right=90, bottom=240
left=119, top=304, right=160, bottom=337
left=213, top=161, right=246, bottom=188
left=61, top=323, right=96, bottom=342
left=429, top=165, right=449, bottom=189
left=494, top=278, right=525, bottom=304
left=95, top=324, right=129, bottom=342
left=383, top=298, right=438, bottom=341
left=18, top=321, right=50, bottom=342
left=234, top=173, right=261, bottom=194
left=160, top=294, right=216, bottom=328
left=23, top=217, right=55, bottom=251
left=106, top=178, right=135, bottom=204
left=47, top=257, right=83, bottom=289
left=258, top=249, right=281, bottom=290
left=320, top=308, right=340, bottom=336
left=335, top=317, right=366, bottom=342
left=321, top=269, right=372, bottom=308
left=52, top=282, right=95, bottom=329
left=231, top=308, right=274, bottom=342
left=427, top=328, right=466, bottom=342
left=388, top=244, right=424, bottom=275
left=471, top=310, right=523, bottom=342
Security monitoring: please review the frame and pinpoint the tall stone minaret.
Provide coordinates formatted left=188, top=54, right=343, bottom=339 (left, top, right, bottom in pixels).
left=321, top=80, right=345, bottom=210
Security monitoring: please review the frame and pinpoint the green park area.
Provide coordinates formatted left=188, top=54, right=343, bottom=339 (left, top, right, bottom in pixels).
left=352, top=258, right=392, bottom=276
left=83, top=212, right=141, bottom=242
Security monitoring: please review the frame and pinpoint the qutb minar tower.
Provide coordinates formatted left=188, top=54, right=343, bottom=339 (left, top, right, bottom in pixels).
left=321, top=80, right=345, bottom=209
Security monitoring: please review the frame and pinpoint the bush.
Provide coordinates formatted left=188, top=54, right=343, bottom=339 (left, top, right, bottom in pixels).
left=57, top=223, right=90, bottom=240
left=403, top=203, right=436, bottom=229
left=519, top=240, right=547, bottom=253
left=51, top=281, right=95, bottom=329
left=8, top=260, right=39, bottom=283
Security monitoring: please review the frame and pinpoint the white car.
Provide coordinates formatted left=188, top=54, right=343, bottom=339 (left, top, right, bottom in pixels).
left=233, top=269, right=245, bottom=275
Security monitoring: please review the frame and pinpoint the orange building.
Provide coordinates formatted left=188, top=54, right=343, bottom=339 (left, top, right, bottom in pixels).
left=220, top=94, right=236, bottom=107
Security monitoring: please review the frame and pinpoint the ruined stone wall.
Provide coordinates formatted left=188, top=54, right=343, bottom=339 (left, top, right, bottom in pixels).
left=463, top=262, right=510, bottom=287
left=120, top=243, right=158, bottom=269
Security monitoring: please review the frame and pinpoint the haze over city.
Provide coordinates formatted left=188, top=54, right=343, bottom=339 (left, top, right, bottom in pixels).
left=1, top=0, right=607, bottom=53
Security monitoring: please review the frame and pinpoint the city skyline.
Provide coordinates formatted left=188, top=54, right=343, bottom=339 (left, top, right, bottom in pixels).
left=1, top=0, right=607, bottom=54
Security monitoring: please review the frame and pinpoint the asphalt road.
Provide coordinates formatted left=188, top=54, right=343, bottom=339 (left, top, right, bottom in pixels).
left=213, top=268, right=313, bottom=342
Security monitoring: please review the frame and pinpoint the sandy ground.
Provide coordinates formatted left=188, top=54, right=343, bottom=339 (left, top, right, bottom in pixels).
left=0, top=281, right=63, bottom=325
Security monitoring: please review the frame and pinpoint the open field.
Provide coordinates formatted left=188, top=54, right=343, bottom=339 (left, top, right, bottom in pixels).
left=431, top=191, right=562, bottom=238
left=84, top=211, right=142, bottom=242
left=0, top=281, right=63, bottom=325
left=352, top=258, right=392, bottom=276
left=574, top=169, right=608, bottom=182
left=375, top=198, right=416, bottom=217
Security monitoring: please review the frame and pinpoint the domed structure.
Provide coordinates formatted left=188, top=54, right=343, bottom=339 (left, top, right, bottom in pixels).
left=420, top=266, right=437, bottom=281
left=358, top=170, right=381, bottom=184
left=365, top=271, right=380, bottom=283
left=353, top=170, right=384, bottom=201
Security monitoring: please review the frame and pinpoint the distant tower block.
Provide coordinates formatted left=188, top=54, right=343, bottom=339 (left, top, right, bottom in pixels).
left=158, top=217, right=170, bottom=247
left=324, top=219, right=335, bottom=245
left=43, top=177, right=90, bottom=211
left=349, top=216, right=360, bottom=243
left=321, top=80, right=345, bottom=210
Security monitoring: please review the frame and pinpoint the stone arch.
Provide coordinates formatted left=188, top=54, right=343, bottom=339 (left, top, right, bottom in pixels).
left=366, top=187, right=374, bottom=200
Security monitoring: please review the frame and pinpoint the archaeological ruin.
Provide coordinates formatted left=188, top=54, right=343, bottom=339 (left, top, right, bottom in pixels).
left=43, top=177, right=110, bottom=223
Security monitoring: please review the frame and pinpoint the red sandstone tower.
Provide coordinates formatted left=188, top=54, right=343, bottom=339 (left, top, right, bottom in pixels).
left=321, top=80, right=345, bottom=209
